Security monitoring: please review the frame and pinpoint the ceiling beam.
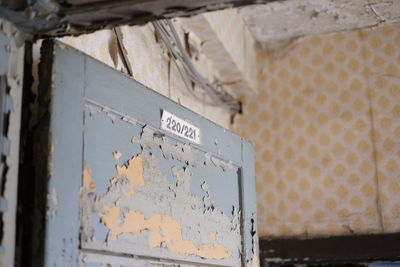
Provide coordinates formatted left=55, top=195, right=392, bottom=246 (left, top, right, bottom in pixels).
left=0, top=0, right=275, bottom=39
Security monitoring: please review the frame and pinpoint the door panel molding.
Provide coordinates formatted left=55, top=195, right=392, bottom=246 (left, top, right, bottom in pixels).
left=32, top=40, right=258, bottom=267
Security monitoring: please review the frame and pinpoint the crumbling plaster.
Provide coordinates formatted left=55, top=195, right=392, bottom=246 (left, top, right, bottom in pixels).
left=57, top=20, right=239, bottom=128
left=240, top=0, right=400, bottom=52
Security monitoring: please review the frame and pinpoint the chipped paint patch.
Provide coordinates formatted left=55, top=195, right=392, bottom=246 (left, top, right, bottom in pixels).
left=85, top=103, right=100, bottom=117
left=110, top=177, right=119, bottom=185
left=102, top=106, right=117, bottom=123
left=250, top=253, right=259, bottom=267
left=83, top=167, right=96, bottom=192
left=211, top=157, right=232, bottom=171
left=113, top=151, right=121, bottom=160
left=135, top=126, right=198, bottom=166
left=116, top=156, right=144, bottom=197
left=100, top=206, right=232, bottom=259
left=209, top=232, right=217, bottom=241
left=81, top=123, right=242, bottom=264
left=204, top=152, right=233, bottom=171
left=241, top=0, right=400, bottom=52
left=250, top=245, right=260, bottom=267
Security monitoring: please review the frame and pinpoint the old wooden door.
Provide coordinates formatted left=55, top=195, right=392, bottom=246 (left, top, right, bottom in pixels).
left=36, top=40, right=258, bottom=267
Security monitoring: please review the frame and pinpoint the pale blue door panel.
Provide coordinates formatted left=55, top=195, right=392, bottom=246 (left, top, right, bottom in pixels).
left=39, top=41, right=259, bottom=267
left=0, top=32, right=10, bottom=260
left=81, top=106, right=241, bottom=266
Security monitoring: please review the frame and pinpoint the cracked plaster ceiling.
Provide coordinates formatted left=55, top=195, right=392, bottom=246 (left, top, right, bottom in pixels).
left=239, top=0, right=400, bottom=51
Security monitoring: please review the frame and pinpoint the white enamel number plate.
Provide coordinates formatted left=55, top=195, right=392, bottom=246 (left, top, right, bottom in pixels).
left=160, top=110, right=201, bottom=145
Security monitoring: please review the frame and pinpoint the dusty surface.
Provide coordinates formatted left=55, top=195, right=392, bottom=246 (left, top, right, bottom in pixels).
left=240, top=0, right=400, bottom=52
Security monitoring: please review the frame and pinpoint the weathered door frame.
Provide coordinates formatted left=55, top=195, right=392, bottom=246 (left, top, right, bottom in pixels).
left=0, top=22, right=25, bottom=267
left=21, top=40, right=259, bottom=266
left=0, top=0, right=274, bottom=39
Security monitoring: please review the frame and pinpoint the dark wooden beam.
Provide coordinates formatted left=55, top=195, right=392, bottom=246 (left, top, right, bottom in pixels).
left=260, top=233, right=400, bottom=265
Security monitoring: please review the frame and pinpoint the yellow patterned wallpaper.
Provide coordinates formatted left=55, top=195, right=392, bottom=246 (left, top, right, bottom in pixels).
left=234, top=23, right=400, bottom=238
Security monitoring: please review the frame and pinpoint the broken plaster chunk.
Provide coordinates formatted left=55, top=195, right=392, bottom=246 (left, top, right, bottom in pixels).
left=171, top=166, right=192, bottom=192
left=138, top=126, right=164, bottom=149
left=171, top=166, right=182, bottom=181
left=116, top=156, right=145, bottom=197
left=161, top=141, right=198, bottom=166
left=83, top=166, right=96, bottom=192
left=201, top=182, right=214, bottom=210
left=131, top=136, right=140, bottom=144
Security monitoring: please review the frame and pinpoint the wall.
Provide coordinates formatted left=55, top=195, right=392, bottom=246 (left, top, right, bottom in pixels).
left=28, top=10, right=261, bottom=266
left=0, top=19, right=24, bottom=267
left=241, top=0, right=400, bottom=52
left=58, top=24, right=232, bottom=128
left=56, top=9, right=258, bottom=131
left=32, top=4, right=400, bottom=241
left=234, top=22, right=400, bottom=238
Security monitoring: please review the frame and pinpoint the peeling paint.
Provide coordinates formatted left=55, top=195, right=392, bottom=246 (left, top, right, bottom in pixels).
left=102, top=106, right=118, bottom=123
left=46, top=188, right=58, bottom=220
left=112, top=151, right=121, bottom=160
left=209, top=232, right=217, bottom=241
left=210, top=156, right=233, bottom=171
left=133, top=125, right=199, bottom=166
left=204, top=152, right=233, bottom=171
left=250, top=245, right=259, bottom=267
left=83, top=166, right=96, bottom=192
left=100, top=205, right=232, bottom=259
left=115, top=156, right=145, bottom=197
left=85, top=103, right=100, bottom=117
left=80, top=114, right=243, bottom=264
